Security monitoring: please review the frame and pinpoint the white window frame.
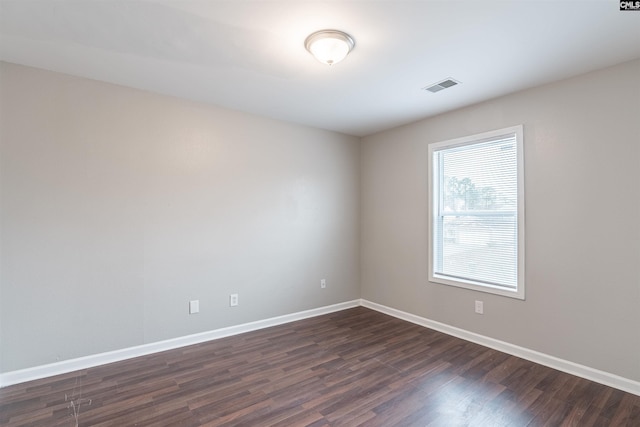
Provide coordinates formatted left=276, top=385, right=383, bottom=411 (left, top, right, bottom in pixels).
left=428, top=125, right=525, bottom=300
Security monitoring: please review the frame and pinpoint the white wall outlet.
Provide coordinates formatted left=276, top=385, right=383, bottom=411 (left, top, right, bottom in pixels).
left=189, top=300, right=199, bottom=314
left=475, top=300, right=484, bottom=314
left=229, top=293, right=239, bottom=307
left=320, top=279, right=326, bottom=289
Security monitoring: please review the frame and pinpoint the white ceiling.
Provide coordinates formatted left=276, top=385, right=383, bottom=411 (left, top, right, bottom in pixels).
left=1, top=1, right=639, bottom=137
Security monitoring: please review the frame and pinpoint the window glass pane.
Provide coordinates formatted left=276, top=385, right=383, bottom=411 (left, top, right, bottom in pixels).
left=432, top=130, right=521, bottom=293
left=441, top=139, right=517, bottom=213
left=440, top=215, right=517, bottom=288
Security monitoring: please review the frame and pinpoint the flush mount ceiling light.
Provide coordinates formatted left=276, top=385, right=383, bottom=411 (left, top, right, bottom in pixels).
left=305, top=30, right=355, bottom=65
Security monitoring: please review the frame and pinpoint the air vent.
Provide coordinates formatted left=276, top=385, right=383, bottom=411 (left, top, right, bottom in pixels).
left=423, top=78, right=460, bottom=93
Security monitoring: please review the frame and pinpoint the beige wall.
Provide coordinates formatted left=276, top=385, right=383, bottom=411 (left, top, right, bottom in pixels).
left=0, top=62, right=360, bottom=372
left=2, top=58, right=639, bottom=385
left=361, top=59, right=640, bottom=381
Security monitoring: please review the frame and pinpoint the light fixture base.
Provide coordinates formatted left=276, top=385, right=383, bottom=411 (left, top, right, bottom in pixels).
left=305, top=30, right=355, bottom=65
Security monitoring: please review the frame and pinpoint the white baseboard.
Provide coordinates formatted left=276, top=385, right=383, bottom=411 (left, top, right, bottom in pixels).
left=0, top=300, right=360, bottom=388
left=360, top=299, right=640, bottom=397
left=3, top=298, right=638, bottom=397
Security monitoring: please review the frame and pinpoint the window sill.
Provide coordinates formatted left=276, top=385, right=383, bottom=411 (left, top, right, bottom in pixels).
left=429, top=274, right=525, bottom=300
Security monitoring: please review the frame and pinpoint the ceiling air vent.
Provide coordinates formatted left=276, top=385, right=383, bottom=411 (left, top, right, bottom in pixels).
left=423, top=78, right=460, bottom=93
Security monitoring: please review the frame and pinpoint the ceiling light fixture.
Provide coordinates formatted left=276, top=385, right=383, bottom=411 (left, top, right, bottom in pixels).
left=305, top=30, right=355, bottom=66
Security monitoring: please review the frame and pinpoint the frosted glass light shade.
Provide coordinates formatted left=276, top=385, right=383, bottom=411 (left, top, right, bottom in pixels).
left=305, top=30, right=355, bottom=65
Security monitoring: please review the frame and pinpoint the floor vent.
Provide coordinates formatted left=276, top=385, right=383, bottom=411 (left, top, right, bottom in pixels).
left=423, top=78, right=460, bottom=93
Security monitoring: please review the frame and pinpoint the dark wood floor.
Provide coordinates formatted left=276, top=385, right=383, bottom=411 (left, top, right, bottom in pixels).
left=1, top=307, right=639, bottom=426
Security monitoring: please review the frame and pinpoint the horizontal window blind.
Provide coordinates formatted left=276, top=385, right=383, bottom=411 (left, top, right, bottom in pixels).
left=433, top=134, right=518, bottom=289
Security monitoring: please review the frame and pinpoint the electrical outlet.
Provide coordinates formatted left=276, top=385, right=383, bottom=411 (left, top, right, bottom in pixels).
left=189, top=300, right=199, bottom=314
left=320, top=279, right=326, bottom=289
left=475, top=300, right=484, bottom=315
left=229, top=293, right=239, bottom=307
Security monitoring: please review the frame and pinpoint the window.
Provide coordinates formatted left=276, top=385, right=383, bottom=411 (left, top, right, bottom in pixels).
left=428, top=125, right=525, bottom=299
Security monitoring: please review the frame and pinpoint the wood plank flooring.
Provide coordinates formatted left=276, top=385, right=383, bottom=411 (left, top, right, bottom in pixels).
left=1, top=307, right=639, bottom=426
